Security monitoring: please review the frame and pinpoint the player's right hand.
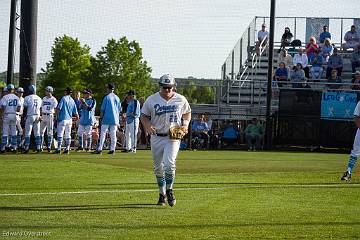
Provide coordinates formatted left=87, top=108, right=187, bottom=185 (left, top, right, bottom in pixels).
left=145, top=124, right=157, bottom=135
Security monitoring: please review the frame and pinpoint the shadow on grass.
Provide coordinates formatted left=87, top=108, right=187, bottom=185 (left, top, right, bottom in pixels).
left=0, top=204, right=160, bottom=211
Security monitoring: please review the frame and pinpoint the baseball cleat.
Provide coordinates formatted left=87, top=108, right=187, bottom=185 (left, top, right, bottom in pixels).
left=53, top=150, right=61, bottom=154
left=166, top=189, right=176, bottom=207
left=157, top=194, right=166, bottom=206
left=47, top=149, right=51, bottom=153
left=35, top=149, right=41, bottom=154
left=23, top=149, right=29, bottom=154
left=341, top=171, right=351, bottom=181
left=63, top=149, right=70, bottom=155
left=92, top=150, right=102, bottom=154
left=107, top=150, right=115, bottom=155
left=0, top=150, right=6, bottom=154
left=75, top=147, right=84, bottom=152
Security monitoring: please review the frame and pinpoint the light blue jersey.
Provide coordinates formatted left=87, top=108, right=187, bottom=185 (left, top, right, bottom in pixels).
left=57, top=95, right=78, bottom=121
left=126, top=99, right=140, bottom=124
left=79, top=98, right=96, bottom=126
left=100, top=92, right=121, bottom=125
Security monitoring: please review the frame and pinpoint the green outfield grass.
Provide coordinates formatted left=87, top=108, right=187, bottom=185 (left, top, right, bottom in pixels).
left=0, top=150, right=359, bottom=239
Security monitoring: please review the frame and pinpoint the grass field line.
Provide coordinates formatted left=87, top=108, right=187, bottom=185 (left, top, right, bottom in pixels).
left=0, top=183, right=359, bottom=197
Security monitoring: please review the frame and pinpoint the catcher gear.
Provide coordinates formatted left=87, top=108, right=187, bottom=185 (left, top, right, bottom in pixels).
left=169, top=126, right=186, bottom=140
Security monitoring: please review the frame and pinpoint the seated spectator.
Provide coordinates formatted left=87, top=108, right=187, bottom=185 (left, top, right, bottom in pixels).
left=305, top=36, right=320, bottom=57
left=327, top=69, right=342, bottom=90
left=221, top=121, right=240, bottom=147
left=191, top=114, right=210, bottom=149
left=319, top=25, right=332, bottom=45
left=255, top=23, right=269, bottom=55
left=274, top=62, right=289, bottom=87
left=321, top=38, right=333, bottom=62
left=291, top=63, right=309, bottom=88
left=309, top=49, right=324, bottom=80
left=244, top=118, right=263, bottom=151
left=278, top=27, right=293, bottom=53
left=278, top=49, right=293, bottom=74
left=326, top=48, right=343, bottom=78
left=351, top=45, right=360, bottom=73
left=343, top=25, right=360, bottom=50
left=293, top=48, right=310, bottom=78
left=351, top=71, right=360, bottom=90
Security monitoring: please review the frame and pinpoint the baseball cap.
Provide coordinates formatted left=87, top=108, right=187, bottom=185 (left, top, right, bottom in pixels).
left=16, top=87, right=24, bottom=93
left=83, top=89, right=92, bottom=94
left=65, top=87, right=72, bottom=94
left=159, top=74, right=176, bottom=87
left=106, top=83, right=115, bottom=90
left=45, top=86, right=54, bottom=92
left=3, top=87, right=8, bottom=92
left=7, top=84, right=15, bottom=90
left=127, top=89, right=136, bottom=96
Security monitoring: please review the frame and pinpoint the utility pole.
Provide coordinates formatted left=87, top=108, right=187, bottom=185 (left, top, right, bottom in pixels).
left=265, top=0, right=276, bottom=150
left=7, top=0, right=18, bottom=85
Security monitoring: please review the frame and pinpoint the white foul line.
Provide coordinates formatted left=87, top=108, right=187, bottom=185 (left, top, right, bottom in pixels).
left=0, top=183, right=359, bottom=197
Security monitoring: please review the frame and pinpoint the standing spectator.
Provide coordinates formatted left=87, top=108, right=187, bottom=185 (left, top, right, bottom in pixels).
left=255, top=23, right=269, bottom=55
left=278, top=27, right=293, bottom=53
left=327, top=69, right=342, bottom=90
left=92, top=83, right=121, bottom=155
left=54, top=87, right=79, bottom=154
left=73, top=90, right=82, bottom=117
left=274, top=62, right=289, bottom=87
left=321, top=38, right=333, bottom=62
left=309, top=49, right=324, bottom=80
left=76, top=89, right=96, bottom=152
left=293, top=48, right=310, bottom=78
left=351, top=71, right=360, bottom=91
left=319, top=25, right=332, bottom=45
left=244, top=118, right=263, bottom=151
left=351, top=45, right=360, bottom=73
left=23, top=85, right=43, bottom=154
left=305, top=36, right=320, bottom=57
left=343, top=25, right=360, bottom=50
left=123, top=89, right=140, bottom=153
left=326, top=48, right=343, bottom=78
left=291, top=63, right=308, bottom=88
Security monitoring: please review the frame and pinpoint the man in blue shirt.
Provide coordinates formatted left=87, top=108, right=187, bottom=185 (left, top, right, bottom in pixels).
left=319, top=25, right=331, bottom=44
left=122, top=89, right=140, bottom=153
left=191, top=114, right=210, bottom=149
left=54, top=87, right=79, bottom=154
left=76, top=89, right=96, bottom=152
left=93, top=83, right=121, bottom=154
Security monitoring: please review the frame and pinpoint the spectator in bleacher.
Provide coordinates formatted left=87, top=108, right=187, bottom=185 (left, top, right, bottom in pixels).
left=291, top=63, right=308, bottom=88
left=244, top=118, right=263, bottom=151
left=343, top=25, right=360, bottom=51
left=278, top=27, right=293, bottom=53
left=305, top=36, right=320, bottom=57
left=293, top=48, right=310, bottom=78
left=319, top=25, right=332, bottom=45
left=191, top=114, right=210, bottom=149
left=351, top=45, right=360, bottom=73
left=327, top=69, right=342, bottom=90
left=309, top=49, right=324, bottom=80
left=326, top=48, right=343, bottom=78
left=255, top=23, right=269, bottom=55
left=321, top=38, right=333, bottom=62
left=221, top=121, right=240, bottom=147
left=274, top=62, right=289, bottom=87
left=278, top=49, right=293, bottom=73
left=351, top=71, right=360, bottom=91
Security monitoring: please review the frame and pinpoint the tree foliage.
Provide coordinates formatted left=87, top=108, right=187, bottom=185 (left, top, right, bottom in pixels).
left=176, top=81, right=215, bottom=104
left=41, top=35, right=91, bottom=98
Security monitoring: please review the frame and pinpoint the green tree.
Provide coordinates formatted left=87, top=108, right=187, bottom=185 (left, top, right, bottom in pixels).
left=177, top=81, right=215, bottom=104
left=41, top=35, right=91, bottom=98
left=89, top=37, right=153, bottom=105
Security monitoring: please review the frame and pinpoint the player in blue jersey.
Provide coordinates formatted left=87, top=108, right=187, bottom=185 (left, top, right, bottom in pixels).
left=92, top=83, right=121, bottom=155
left=76, top=89, right=96, bottom=152
left=54, top=87, right=79, bottom=154
left=122, top=89, right=140, bottom=153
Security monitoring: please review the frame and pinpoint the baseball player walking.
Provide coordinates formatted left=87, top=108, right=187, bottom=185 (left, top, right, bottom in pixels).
left=140, top=74, right=191, bottom=207
left=40, top=86, right=58, bottom=152
left=0, top=84, right=20, bottom=153
left=341, top=100, right=360, bottom=181
left=15, top=87, right=24, bottom=150
left=122, top=90, right=140, bottom=153
left=23, top=85, right=43, bottom=154
left=76, top=89, right=96, bottom=152
left=54, top=87, right=79, bottom=154
left=93, top=83, right=121, bottom=155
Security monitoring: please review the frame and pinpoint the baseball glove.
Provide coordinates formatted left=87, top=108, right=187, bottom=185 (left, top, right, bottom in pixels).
left=169, top=126, right=186, bottom=140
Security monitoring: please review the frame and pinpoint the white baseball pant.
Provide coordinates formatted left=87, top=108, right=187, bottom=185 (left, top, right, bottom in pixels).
left=98, top=124, right=117, bottom=151
left=57, top=119, right=73, bottom=150
left=2, top=113, right=17, bottom=150
left=40, top=114, right=54, bottom=148
left=24, top=115, right=41, bottom=150
left=125, top=118, right=139, bottom=151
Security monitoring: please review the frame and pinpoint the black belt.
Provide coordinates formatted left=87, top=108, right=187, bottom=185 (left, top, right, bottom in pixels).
left=42, top=113, right=53, bottom=116
left=156, top=133, right=168, bottom=137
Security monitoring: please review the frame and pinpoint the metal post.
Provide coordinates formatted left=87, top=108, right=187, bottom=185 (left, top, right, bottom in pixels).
left=20, top=0, right=38, bottom=95
left=7, top=0, right=18, bottom=85
left=294, top=17, right=297, bottom=39
left=265, top=0, right=276, bottom=150
left=340, top=19, right=343, bottom=49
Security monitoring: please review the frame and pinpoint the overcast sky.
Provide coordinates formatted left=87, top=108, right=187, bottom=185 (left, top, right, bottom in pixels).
left=0, top=0, right=359, bottom=79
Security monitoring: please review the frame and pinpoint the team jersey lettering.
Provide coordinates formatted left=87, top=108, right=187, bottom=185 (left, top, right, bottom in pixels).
left=154, top=104, right=178, bottom=116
